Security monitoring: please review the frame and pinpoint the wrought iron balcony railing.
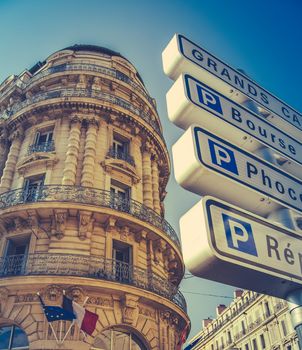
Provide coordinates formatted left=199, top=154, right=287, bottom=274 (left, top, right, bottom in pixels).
left=0, top=185, right=180, bottom=247
left=107, top=147, right=135, bottom=166
left=0, top=87, right=162, bottom=136
left=27, top=141, right=55, bottom=155
left=0, top=253, right=187, bottom=313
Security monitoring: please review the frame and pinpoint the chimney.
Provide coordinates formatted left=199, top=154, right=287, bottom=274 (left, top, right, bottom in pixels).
left=202, top=318, right=212, bottom=328
left=216, top=304, right=226, bottom=316
left=234, top=289, right=244, bottom=299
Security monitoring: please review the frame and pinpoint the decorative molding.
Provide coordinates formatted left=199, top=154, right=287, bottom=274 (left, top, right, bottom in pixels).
left=138, top=305, right=156, bottom=319
left=66, top=286, right=85, bottom=303
left=87, top=296, right=114, bottom=307
left=0, top=287, right=9, bottom=315
left=121, top=293, right=139, bottom=325
left=51, top=210, right=67, bottom=239
left=78, top=211, right=94, bottom=240
left=120, top=225, right=130, bottom=241
left=43, top=285, right=63, bottom=303
left=17, top=153, right=58, bottom=175
left=101, top=158, right=140, bottom=185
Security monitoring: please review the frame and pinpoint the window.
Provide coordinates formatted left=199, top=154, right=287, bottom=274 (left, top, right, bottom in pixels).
left=23, top=175, right=45, bottom=202
left=110, top=181, right=130, bottom=212
left=112, top=240, right=132, bottom=283
left=113, top=135, right=128, bottom=155
left=264, top=301, right=271, bottom=317
left=227, top=331, right=232, bottom=344
left=221, top=336, right=224, bottom=349
left=245, top=344, right=249, bottom=350
left=92, top=328, right=147, bottom=350
left=281, top=320, right=288, bottom=336
left=2, top=236, right=30, bottom=276
left=252, top=338, right=258, bottom=350
left=29, top=129, right=54, bottom=154
left=35, top=130, right=53, bottom=146
left=109, top=133, right=134, bottom=166
left=260, top=334, right=266, bottom=349
left=241, top=320, right=246, bottom=335
left=0, top=325, right=29, bottom=350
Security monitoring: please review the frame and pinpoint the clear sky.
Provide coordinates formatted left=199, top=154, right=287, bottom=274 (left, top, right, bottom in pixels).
left=1, top=0, right=302, bottom=343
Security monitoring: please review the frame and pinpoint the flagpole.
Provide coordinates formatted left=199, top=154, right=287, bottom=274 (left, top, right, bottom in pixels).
left=59, top=320, right=63, bottom=343
left=48, top=322, right=60, bottom=344
left=61, top=321, right=75, bottom=344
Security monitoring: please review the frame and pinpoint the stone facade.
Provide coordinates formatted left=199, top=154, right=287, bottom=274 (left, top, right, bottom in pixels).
left=186, top=290, right=298, bottom=350
left=0, top=45, right=189, bottom=349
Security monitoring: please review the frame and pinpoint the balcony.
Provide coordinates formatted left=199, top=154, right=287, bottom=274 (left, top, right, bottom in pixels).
left=27, top=140, right=55, bottom=155
left=0, top=86, right=162, bottom=137
left=0, top=253, right=187, bottom=313
left=107, top=147, right=135, bottom=166
left=0, top=185, right=180, bottom=248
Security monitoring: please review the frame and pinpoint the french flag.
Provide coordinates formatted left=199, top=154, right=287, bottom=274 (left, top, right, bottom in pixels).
left=63, top=295, right=99, bottom=336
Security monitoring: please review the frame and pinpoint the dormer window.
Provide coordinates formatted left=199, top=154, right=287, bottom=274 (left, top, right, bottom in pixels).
left=28, top=129, right=54, bottom=155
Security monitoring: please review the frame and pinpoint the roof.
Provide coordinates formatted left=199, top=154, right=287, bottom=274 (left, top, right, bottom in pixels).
left=29, top=44, right=145, bottom=86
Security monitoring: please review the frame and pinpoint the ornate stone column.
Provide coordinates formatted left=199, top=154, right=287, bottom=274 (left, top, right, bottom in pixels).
left=151, top=155, right=161, bottom=214
left=81, top=118, right=99, bottom=187
left=142, top=142, right=153, bottom=208
left=62, top=116, right=82, bottom=185
left=0, top=128, right=23, bottom=193
left=0, top=127, right=8, bottom=180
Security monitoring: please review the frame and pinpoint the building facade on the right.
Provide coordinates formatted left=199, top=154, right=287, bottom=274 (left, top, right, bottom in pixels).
left=186, top=290, right=298, bottom=350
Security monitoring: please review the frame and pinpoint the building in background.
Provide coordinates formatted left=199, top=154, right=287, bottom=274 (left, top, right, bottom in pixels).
left=0, top=45, right=189, bottom=349
left=186, top=290, right=298, bottom=350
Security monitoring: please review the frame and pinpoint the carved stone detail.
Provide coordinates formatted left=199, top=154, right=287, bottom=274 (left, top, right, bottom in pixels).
left=51, top=210, right=67, bottom=239
left=66, top=286, right=85, bottom=303
left=135, top=230, right=147, bottom=243
left=76, top=74, right=87, bottom=89
left=87, top=296, right=114, bottom=307
left=43, top=285, right=62, bottom=303
left=0, top=287, right=9, bottom=315
left=120, top=225, right=130, bottom=241
left=121, top=294, right=139, bottom=324
left=105, top=216, right=117, bottom=234
left=78, top=211, right=94, bottom=240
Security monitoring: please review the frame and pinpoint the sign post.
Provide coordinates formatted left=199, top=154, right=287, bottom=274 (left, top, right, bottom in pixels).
left=162, top=33, right=302, bottom=346
left=180, top=196, right=302, bottom=299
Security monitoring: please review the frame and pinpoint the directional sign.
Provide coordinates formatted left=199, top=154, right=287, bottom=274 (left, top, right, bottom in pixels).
left=180, top=196, right=302, bottom=299
left=167, top=74, right=302, bottom=178
left=163, top=34, right=302, bottom=139
left=173, top=125, right=302, bottom=216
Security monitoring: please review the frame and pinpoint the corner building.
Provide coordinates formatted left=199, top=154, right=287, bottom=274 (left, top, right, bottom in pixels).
left=0, top=45, right=189, bottom=349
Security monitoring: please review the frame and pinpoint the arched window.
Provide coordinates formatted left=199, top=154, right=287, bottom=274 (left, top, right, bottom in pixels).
left=92, top=328, right=147, bottom=350
left=0, top=325, right=29, bottom=350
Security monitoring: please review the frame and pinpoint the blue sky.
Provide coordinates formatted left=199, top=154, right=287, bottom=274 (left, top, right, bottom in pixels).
left=1, top=0, right=302, bottom=342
